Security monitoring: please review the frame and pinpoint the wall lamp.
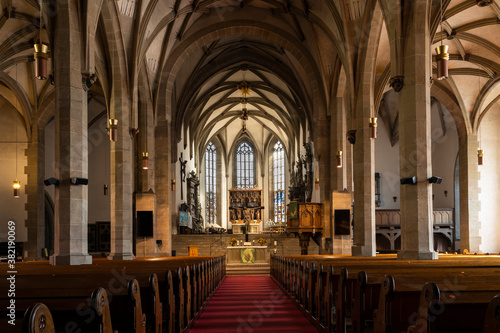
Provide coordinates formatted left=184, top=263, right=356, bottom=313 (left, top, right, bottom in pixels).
left=70, top=177, right=89, bottom=185
left=400, top=176, right=417, bottom=185
left=428, top=176, right=442, bottom=184
left=44, top=177, right=59, bottom=186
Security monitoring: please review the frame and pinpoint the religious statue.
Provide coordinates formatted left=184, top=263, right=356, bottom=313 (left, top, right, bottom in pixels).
left=179, top=153, right=188, bottom=200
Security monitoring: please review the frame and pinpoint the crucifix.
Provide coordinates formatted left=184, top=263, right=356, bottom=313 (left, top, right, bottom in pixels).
left=179, top=153, right=188, bottom=200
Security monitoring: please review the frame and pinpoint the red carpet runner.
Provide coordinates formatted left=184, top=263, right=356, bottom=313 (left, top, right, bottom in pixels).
left=190, top=276, right=317, bottom=333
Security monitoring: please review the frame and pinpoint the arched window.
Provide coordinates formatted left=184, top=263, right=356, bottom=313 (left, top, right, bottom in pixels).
left=273, top=141, right=285, bottom=223
left=205, top=142, right=217, bottom=225
left=236, top=142, right=254, bottom=189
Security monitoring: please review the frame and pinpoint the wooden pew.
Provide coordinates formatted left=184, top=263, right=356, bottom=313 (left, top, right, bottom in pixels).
left=0, top=256, right=224, bottom=333
left=91, top=287, right=118, bottom=333
left=407, top=282, right=500, bottom=333
left=271, top=254, right=500, bottom=333
left=22, top=303, right=56, bottom=333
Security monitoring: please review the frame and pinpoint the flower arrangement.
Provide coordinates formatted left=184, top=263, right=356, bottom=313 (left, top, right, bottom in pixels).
left=257, top=238, right=267, bottom=245
left=229, top=238, right=237, bottom=246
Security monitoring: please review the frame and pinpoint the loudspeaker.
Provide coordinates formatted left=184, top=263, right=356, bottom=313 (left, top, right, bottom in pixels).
left=70, top=177, right=88, bottom=185
left=428, top=176, right=443, bottom=184
left=137, top=211, right=154, bottom=237
left=400, top=176, right=417, bottom=185
left=44, top=177, right=59, bottom=186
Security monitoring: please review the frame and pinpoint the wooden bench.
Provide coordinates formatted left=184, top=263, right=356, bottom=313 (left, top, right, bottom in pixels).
left=0, top=256, right=225, bottom=333
left=271, top=254, right=500, bottom=333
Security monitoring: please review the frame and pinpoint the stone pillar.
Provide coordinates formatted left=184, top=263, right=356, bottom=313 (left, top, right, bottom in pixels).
left=138, top=98, right=155, bottom=192
left=397, top=0, right=437, bottom=260
left=458, top=134, right=481, bottom=252
left=316, top=112, right=331, bottom=255
left=351, top=109, right=376, bottom=257
left=50, top=1, right=91, bottom=265
left=155, top=120, right=171, bottom=256
left=331, top=97, right=347, bottom=191
left=24, top=125, right=45, bottom=260
left=107, top=94, right=135, bottom=260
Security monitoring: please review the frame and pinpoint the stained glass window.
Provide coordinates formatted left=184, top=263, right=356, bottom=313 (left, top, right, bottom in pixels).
left=236, top=142, right=254, bottom=189
left=205, top=142, right=217, bottom=225
left=273, top=141, right=285, bottom=224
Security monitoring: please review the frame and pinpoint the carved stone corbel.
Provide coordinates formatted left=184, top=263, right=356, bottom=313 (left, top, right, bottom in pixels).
left=389, top=76, right=405, bottom=92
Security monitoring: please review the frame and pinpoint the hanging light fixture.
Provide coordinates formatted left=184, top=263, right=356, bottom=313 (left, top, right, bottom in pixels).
left=109, top=119, right=118, bottom=142
left=336, top=150, right=343, bottom=168
left=435, top=0, right=449, bottom=80
left=142, top=152, right=149, bottom=170
left=34, top=0, right=48, bottom=80
left=238, top=81, right=251, bottom=133
left=369, top=117, right=377, bottom=139
left=142, top=106, right=149, bottom=170
left=13, top=64, right=20, bottom=198
left=13, top=180, right=20, bottom=198
left=477, top=77, right=483, bottom=166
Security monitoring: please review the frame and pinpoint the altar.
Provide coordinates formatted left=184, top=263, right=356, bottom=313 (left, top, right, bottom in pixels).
left=226, top=246, right=268, bottom=264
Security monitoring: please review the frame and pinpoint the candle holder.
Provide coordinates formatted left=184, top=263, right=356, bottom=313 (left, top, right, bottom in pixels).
left=142, top=152, right=149, bottom=170
left=369, top=117, right=377, bottom=139
left=109, top=119, right=118, bottom=142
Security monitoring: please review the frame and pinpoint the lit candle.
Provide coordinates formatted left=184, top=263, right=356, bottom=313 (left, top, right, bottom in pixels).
left=274, top=241, right=277, bottom=246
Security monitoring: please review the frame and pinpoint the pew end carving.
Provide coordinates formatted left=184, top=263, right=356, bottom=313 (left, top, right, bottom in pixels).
left=23, top=303, right=55, bottom=333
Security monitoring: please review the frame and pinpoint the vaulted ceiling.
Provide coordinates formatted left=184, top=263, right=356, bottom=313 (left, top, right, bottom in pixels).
left=0, top=0, right=499, bottom=146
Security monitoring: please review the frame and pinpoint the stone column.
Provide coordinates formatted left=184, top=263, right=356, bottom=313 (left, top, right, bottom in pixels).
left=316, top=112, right=331, bottom=255
left=397, top=0, right=437, bottom=260
left=138, top=98, right=155, bottom=192
left=458, top=134, right=481, bottom=252
left=50, top=1, right=91, bottom=265
left=155, top=120, right=171, bottom=256
left=331, top=97, right=347, bottom=191
left=24, top=125, right=45, bottom=260
left=351, top=107, right=376, bottom=257
left=107, top=94, right=135, bottom=261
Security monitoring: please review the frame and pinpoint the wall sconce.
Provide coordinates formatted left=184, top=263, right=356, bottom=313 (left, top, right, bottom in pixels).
left=478, top=149, right=483, bottom=165
left=444, top=190, right=448, bottom=197
left=315, top=178, right=319, bottom=190
left=13, top=180, right=20, bottom=198
left=393, top=196, right=397, bottom=202
left=336, top=151, right=343, bottom=168
left=400, top=176, right=417, bottom=185
left=428, top=176, right=443, bottom=184
left=369, top=117, right=377, bottom=139
left=171, top=179, right=176, bottom=191
left=142, top=152, right=149, bottom=170
left=109, top=119, right=118, bottom=142
left=104, top=184, right=108, bottom=195
left=34, top=43, right=48, bottom=80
